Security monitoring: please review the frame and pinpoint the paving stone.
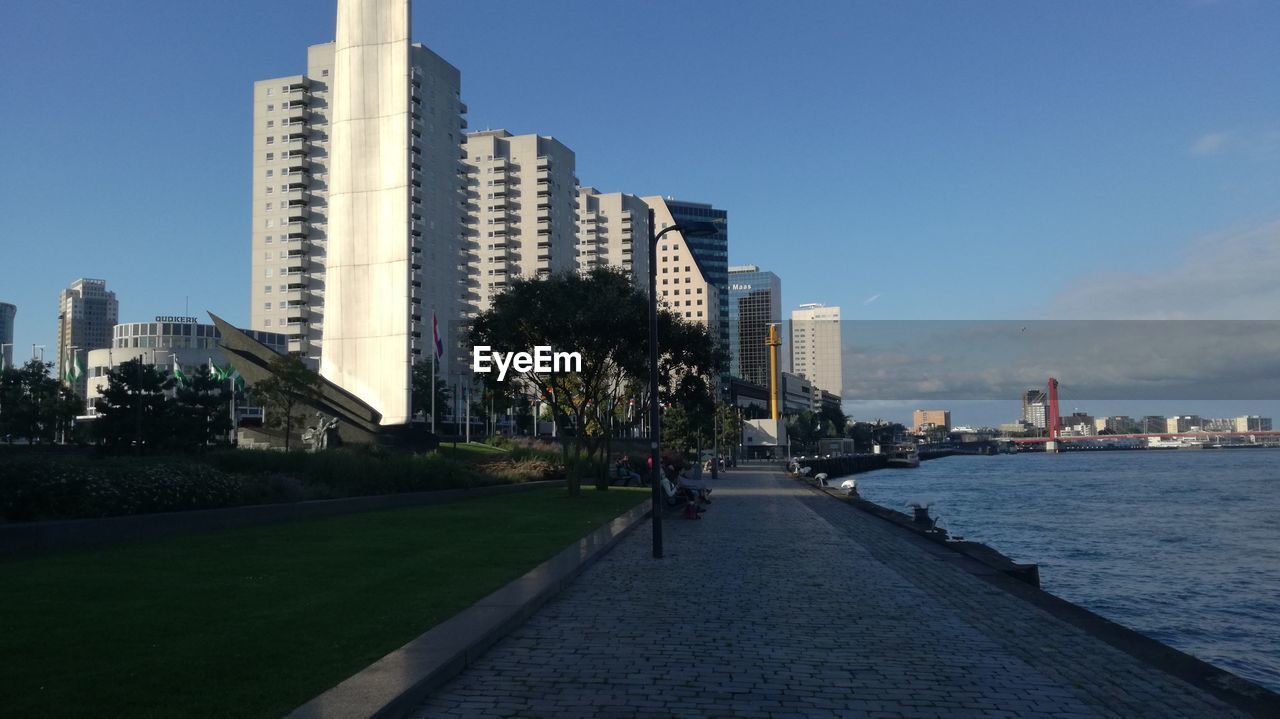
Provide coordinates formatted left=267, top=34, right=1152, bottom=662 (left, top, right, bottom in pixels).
left=409, top=468, right=1246, bottom=719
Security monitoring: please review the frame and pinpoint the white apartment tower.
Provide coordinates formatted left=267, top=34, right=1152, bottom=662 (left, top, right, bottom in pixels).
left=250, top=0, right=467, bottom=425
left=576, top=187, right=650, bottom=282
left=57, top=279, right=119, bottom=398
left=789, top=303, right=842, bottom=397
left=462, top=131, right=578, bottom=314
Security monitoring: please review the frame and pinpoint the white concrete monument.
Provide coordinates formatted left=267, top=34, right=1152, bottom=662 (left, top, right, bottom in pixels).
left=322, top=0, right=414, bottom=425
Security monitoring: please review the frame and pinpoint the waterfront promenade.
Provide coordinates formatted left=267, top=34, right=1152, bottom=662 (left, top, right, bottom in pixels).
left=411, top=467, right=1247, bottom=718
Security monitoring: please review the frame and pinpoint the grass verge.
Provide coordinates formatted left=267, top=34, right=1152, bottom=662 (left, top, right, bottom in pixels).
left=0, top=486, right=647, bottom=718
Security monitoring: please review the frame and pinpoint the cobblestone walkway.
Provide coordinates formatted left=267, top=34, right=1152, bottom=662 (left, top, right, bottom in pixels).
left=410, top=468, right=1245, bottom=718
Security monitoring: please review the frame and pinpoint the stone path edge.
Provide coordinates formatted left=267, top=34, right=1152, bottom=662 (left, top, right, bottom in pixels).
left=0, top=480, right=566, bottom=560
left=799, top=477, right=1280, bottom=718
left=285, top=497, right=654, bottom=719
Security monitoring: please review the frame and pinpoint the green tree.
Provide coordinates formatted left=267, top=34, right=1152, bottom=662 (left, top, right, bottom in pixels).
left=172, top=365, right=232, bottom=448
left=0, top=360, right=84, bottom=444
left=410, top=358, right=452, bottom=426
left=94, top=359, right=174, bottom=450
left=249, top=354, right=322, bottom=452
left=786, top=410, right=823, bottom=451
left=470, top=268, right=720, bottom=494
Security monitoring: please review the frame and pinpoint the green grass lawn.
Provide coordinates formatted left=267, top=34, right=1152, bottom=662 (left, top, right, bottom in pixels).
left=0, top=486, right=647, bottom=719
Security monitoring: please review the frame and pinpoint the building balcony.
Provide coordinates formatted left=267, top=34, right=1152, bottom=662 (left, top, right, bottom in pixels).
left=283, top=97, right=309, bottom=109
left=284, top=158, right=311, bottom=174
left=283, top=190, right=307, bottom=206
left=282, top=105, right=308, bottom=123
left=284, top=223, right=308, bottom=240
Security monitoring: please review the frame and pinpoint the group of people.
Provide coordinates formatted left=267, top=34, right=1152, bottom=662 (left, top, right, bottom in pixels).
left=612, top=454, right=715, bottom=519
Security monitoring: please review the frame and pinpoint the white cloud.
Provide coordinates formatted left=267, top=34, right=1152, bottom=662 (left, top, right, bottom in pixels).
left=1190, top=131, right=1229, bottom=156
left=1041, top=219, right=1280, bottom=320
left=862, top=293, right=881, bottom=305
left=1189, top=127, right=1280, bottom=159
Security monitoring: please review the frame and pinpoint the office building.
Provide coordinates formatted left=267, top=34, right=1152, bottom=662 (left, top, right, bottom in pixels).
left=789, top=303, right=842, bottom=397
left=463, top=130, right=578, bottom=314
left=85, top=320, right=286, bottom=421
left=912, top=409, right=951, bottom=434
left=1141, top=415, right=1166, bottom=434
left=57, top=278, right=119, bottom=398
left=576, top=187, right=649, bottom=281
left=1235, top=415, right=1273, bottom=432
left=644, top=197, right=721, bottom=341
left=250, top=0, right=467, bottom=425
left=0, top=302, right=14, bottom=369
left=643, top=197, right=729, bottom=361
left=1094, top=416, right=1138, bottom=434
left=727, top=265, right=782, bottom=388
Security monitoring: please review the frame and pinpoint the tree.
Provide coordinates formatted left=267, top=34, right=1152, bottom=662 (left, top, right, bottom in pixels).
left=786, top=410, right=823, bottom=451
left=172, top=365, right=232, bottom=448
left=94, top=359, right=173, bottom=449
left=470, top=268, right=721, bottom=494
left=410, top=358, right=452, bottom=426
left=0, top=360, right=83, bottom=444
left=249, top=354, right=322, bottom=451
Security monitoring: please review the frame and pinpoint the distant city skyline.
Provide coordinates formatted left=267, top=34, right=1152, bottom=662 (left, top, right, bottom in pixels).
left=4, top=1, right=1279, bottom=380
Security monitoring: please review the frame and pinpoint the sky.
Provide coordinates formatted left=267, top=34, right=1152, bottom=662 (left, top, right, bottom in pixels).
left=2, top=0, right=1278, bottom=424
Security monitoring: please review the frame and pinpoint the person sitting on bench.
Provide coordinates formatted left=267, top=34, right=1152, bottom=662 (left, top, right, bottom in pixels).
left=614, top=458, right=643, bottom=486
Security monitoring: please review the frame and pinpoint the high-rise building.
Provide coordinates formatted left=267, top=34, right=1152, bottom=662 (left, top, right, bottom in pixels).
left=727, top=265, right=781, bottom=388
left=0, top=302, right=14, bottom=370
left=462, top=131, right=578, bottom=314
left=643, top=197, right=721, bottom=343
left=57, top=279, right=119, bottom=397
left=1166, top=415, right=1203, bottom=433
left=1022, top=389, right=1048, bottom=429
left=788, top=303, right=842, bottom=397
left=1141, top=415, right=1166, bottom=434
left=576, top=187, right=650, bottom=282
left=250, top=0, right=467, bottom=425
left=912, top=409, right=951, bottom=433
left=643, top=197, right=729, bottom=361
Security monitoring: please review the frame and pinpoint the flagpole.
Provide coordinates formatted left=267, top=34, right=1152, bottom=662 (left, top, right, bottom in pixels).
left=430, top=350, right=436, bottom=434
left=464, top=379, right=471, bottom=443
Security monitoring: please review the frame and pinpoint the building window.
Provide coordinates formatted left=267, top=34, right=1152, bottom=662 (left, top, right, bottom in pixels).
left=265, top=268, right=273, bottom=277
left=265, top=202, right=273, bottom=210
left=265, top=235, right=273, bottom=243
left=265, top=319, right=272, bottom=326
left=321, top=69, right=329, bottom=77
left=266, top=152, right=274, bottom=161
left=266, top=104, right=274, bottom=112
left=264, top=302, right=272, bottom=310
left=266, top=120, right=274, bottom=128
left=266, top=169, right=274, bottom=177
left=264, top=285, right=272, bottom=293
left=266, top=137, right=274, bottom=145
left=266, top=88, right=273, bottom=96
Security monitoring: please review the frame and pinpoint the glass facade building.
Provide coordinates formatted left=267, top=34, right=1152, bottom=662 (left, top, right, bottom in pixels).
left=727, top=265, right=781, bottom=388
left=664, top=200, right=729, bottom=362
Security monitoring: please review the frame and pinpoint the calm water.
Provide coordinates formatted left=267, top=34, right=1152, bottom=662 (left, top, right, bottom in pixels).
left=854, top=449, right=1280, bottom=692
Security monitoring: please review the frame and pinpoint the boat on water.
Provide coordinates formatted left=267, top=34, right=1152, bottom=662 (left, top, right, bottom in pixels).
left=886, top=444, right=920, bottom=468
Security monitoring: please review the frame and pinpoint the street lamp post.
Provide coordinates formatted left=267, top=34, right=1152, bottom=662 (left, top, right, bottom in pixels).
left=647, top=210, right=722, bottom=559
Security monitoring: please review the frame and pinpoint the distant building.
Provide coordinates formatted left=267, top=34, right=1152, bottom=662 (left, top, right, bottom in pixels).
left=727, top=265, right=782, bottom=389
left=912, top=409, right=951, bottom=434
left=999, top=420, right=1035, bottom=436
left=644, top=197, right=729, bottom=360
left=1235, top=415, right=1274, bottom=432
left=1021, top=389, right=1047, bottom=429
left=644, top=197, right=722, bottom=345
left=1094, top=416, right=1138, bottom=434
left=1141, top=415, right=1166, bottom=434
left=576, top=187, right=650, bottom=282
left=465, top=130, right=579, bottom=314
left=789, top=303, right=842, bottom=397
left=85, top=320, right=287, bottom=421
left=1166, top=415, right=1203, bottom=433
left=0, top=302, right=14, bottom=369
left=57, top=279, right=119, bottom=398
left=780, top=371, right=813, bottom=415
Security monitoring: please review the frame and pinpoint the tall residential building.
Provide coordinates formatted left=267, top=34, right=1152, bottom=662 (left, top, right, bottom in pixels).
left=727, top=265, right=781, bottom=388
left=643, top=197, right=721, bottom=343
left=576, top=187, right=650, bottom=282
left=462, top=130, right=578, bottom=314
left=0, top=302, right=14, bottom=369
left=250, top=0, right=467, bottom=425
left=788, top=303, right=842, bottom=397
left=1166, top=415, right=1203, bottom=433
left=1022, top=389, right=1048, bottom=429
left=643, top=197, right=729, bottom=361
left=57, top=279, right=119, bottom=397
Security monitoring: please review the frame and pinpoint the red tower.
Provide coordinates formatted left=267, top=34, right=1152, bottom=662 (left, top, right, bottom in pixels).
left=1046, top=377, right=1061, bottom=443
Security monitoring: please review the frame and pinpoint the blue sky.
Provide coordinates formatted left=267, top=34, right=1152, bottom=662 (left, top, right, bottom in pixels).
left=3, top=0, right=1279, bottom=421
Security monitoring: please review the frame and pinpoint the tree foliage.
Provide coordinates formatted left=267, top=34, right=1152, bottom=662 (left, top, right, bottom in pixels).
left=248, top=354, right=322, bottom=452
left=94, top=359, right=174, bottom=449
left=0, top=360, right=84, bottom=443
left=470, top=268, right=722, bottom=494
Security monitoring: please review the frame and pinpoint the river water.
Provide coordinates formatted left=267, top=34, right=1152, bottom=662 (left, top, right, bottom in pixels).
left=853, top=449, right=1280, bottom=692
